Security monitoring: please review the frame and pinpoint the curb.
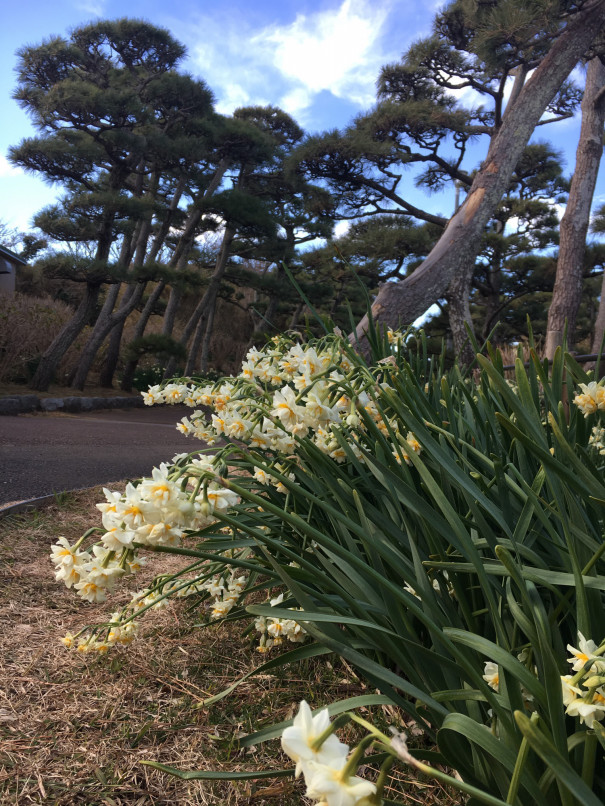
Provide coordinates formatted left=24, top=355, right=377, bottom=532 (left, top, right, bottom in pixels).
left=0, top=488, right=90, bottom=517
left=0, top=393, right=145, bottom=416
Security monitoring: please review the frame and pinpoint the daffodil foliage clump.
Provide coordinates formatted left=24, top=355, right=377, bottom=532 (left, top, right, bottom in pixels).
left=53, top=331, right=605, bottom=805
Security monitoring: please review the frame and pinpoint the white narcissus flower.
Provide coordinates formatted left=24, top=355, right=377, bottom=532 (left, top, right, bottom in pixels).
left=565, top=697, right=605, bottom=728
left=51, top=537, right=88, bottom=588
left=139, top=463, right=181, bottom=507
left=573, top=381, right=605, bottom=416
left=101, top=525, right=135, bottom=551
left=73, top=578, right=107, bottom=603
left=142, top=384, right=164, bottom=405
left=206, top=486, right=240, bottom=512
left=162, top=383, right=188, bottom=404
left=561, top=675, right=583, bottom=706
left=482, top=661, right=499, bottom=692
left=304, top=759, right=377, bottom=806
left=50, top=536, right=86, bottom=569
left=567, top=633, right=605, bottom=673
left=271, top=386, right=304, bottom=431
left=281, top=701, right=349, bottom=778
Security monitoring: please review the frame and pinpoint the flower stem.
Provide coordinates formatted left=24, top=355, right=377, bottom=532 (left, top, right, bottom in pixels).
left=582, top=731, right=597, bottom=789
left=310, top=713, right=351, bottom=752
left=506, top=712, right=538, bottom=804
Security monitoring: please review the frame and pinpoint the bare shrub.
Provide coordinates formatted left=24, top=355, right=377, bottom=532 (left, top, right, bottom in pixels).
left=0, top=292, right=74, bottom=383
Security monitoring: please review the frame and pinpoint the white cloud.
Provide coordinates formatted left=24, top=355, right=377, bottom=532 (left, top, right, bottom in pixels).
left=181, top=0, right=397, bottom=126
left=74, top=0, right=107, bottom=16
left=0, top=155, right=22, bottom=178
left=259, top=0, right=390, bottom=108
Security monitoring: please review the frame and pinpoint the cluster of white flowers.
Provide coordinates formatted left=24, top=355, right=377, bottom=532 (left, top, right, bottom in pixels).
left=50, top=536, right=136, bottom=604
left=61, top=610, right=139, bottom=654
left=561, top=633, right=605, bottom=728
left=206, top=572, right=247, bottom=619
left=51, top=453, right=241, bottom=611
left=573, top=381, right=605, bottom=417
left=142, top=336, right=421, bottom=471
left=54, top=332, right=422, bottom=657
left=588, top=425, right=605, bottom=455
left=254, top=593, right=306, bottom=653
left=98, top=461, right=239, bottom=553
left=483, top=634, right=605, bottom=729
left=281, top=701, right=376, bottom=806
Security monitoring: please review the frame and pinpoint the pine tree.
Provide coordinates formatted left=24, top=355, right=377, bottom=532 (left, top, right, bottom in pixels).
left=294, top=0, right=605, bottom=360
left=9, top=19, right=214, bottom=390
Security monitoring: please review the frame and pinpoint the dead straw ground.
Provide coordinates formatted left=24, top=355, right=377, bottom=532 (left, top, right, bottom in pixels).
left=0, top=487, right=457, bottom=806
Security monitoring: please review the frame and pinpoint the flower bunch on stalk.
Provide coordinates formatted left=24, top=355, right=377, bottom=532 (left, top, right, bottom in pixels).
left=253, top=593, right=307, bottom=653
left=483, top=633, right=605, bottom=729
left=279, top=700, right=483, bottom=806
left=573, top=380, right=605, bottom=417
left=52, top=331, right=419, bottom=653
left=143, top=334, right=421, bottom=470
left=281, top=701, right=378, bottom=805
left=562, top=633, right=605, bottom=727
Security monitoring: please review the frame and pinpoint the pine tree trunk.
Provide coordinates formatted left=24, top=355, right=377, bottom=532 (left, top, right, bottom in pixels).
left=71, top=282, right=147, bottom=389
left=162, top=160, right=230, bottom=341
left=70, top=220, right=144, bottom=390
left=446, top=262, right=475, bottom=364
left=69, top=192, right=146, bottom=390
left=162, top=287, right=182, bottom=339
left=99, top=315, right=127, bottom=388
left=199, top=297, right=217, bottom=374
left=289, top=302, right=304, bottom=330
left=183, top=288, right=215, bottom=377
left=592, top=272, right=605, bottom=353
left=182, top=226, right=236, bottom=376
left=545, top=57, right=605, bottom=358
left=120, top=279, right=167, bottom=391
left=99, top=176, right=187, bottom=389
left=352, top=0, right=605, bottom=347
left=98, top=280, right=139, bottom=388
left=30, top=283, right=101, bottom=390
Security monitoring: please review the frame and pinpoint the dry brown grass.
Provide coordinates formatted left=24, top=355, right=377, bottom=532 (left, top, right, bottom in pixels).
left=0, top=293, right=73, bottom=384
left=0, top=488, right=457, bottom=806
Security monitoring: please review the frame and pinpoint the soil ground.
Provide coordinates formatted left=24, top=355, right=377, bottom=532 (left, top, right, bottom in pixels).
left=0, top=488, right=456, bottom=806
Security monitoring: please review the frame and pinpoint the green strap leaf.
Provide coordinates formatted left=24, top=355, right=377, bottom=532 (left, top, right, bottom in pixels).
left=246, top=604, right=401, bottom=638
left=201, top=643, right=332, bottom=706
left=240, top=694, right=396, bottom=746
left=439, top=713, right=547, bottom=805
left=514, top=711, right=604, bottom=806
left=141, top=760, right=294, bottom=780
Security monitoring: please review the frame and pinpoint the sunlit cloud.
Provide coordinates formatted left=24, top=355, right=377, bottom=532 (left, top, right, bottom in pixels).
left=260, top=0, right=390, bottom=107
left=182, top=0, right=398, bottom=126
left=74, top=0, right=107, bottom=16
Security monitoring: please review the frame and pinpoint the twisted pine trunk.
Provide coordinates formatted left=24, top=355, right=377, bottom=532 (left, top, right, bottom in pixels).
left=30, top=284, right=102, bottom=390
left=119, top=279, right=167, bottom=391
left=352, top=1, right=605, bottom=352
left=545, top=57, right=605, bottom=358
left=182, top=225, right=236, bottom=377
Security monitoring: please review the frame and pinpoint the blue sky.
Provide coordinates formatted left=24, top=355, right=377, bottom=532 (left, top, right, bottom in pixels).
left=0, top=0, right=601, bottom=235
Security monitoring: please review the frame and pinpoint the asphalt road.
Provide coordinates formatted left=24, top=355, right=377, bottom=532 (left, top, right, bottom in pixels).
left=0, top=405, right=197, bottom=505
